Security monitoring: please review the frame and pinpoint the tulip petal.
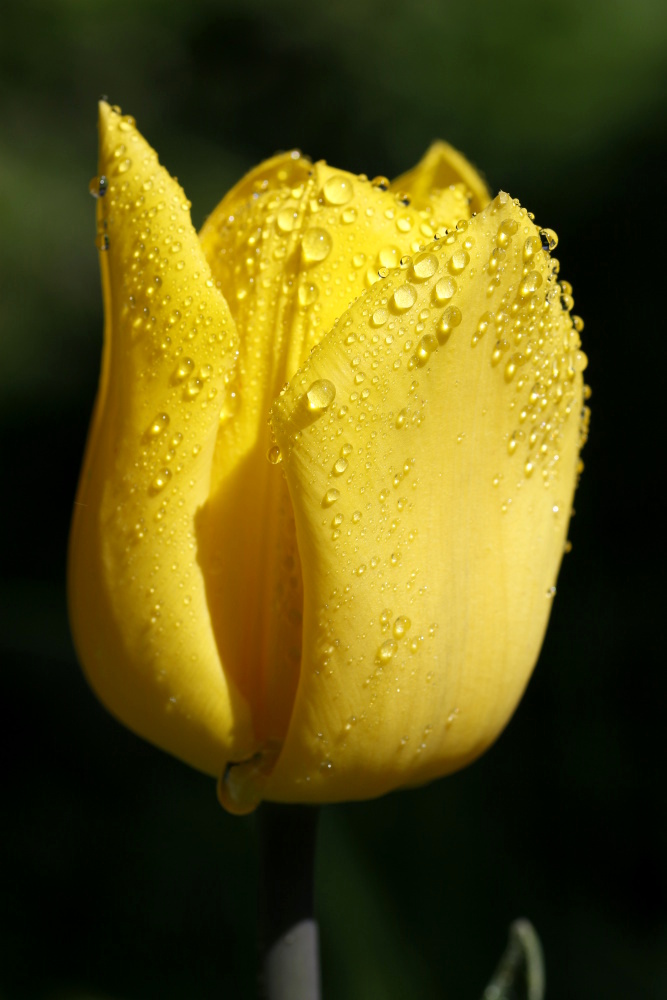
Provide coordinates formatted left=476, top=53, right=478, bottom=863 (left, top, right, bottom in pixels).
left=198, top=157, right=482, bottom=802
left=68, top=103, right=254, bottom=776
left=392, top=141, right=492, bottom=216
left=264, top=192, right=587, bottom=803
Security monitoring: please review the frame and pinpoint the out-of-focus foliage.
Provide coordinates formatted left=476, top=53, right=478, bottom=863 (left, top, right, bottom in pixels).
left=2, top=1, right=666, bottom=998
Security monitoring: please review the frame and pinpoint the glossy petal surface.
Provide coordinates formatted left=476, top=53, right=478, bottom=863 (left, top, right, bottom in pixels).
left=198, top=157, right=480, bottom=803
left=264, top=193, right=587, bottom=803
left=70, top=107, right=587, bottom=812
left=68, top=104, right=253, bottom=775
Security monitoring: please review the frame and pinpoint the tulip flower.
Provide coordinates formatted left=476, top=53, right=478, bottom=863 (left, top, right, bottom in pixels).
left=69, top=103, right=588, bottom=816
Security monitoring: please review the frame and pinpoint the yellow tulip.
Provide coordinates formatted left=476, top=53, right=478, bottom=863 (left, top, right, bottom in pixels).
left=68, top=103, right=589, bottom=815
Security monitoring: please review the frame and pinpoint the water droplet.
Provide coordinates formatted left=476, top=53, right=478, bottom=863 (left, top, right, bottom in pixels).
left=496, top=218, right=518, bottom=247
left=219, top=385, right=240, bottom=424
left=410, top=252, right=438, bottom=281
left=116, top=157, right=132, bottom=175
left=392, top=283, right=417, bottom=312
left=434, top=276, right=457, bottom=302
left=519, top=271, right=543, bottom=298
left=322, top=488, right=340, bottom=507
left=150, top=468, right=172, bottom=494
left=371, top=176, right=390, bottom=191
left=323, top=174, right=354, bottom=205
left=438, top=306, right=462, bottom=342
left=471, top=312, right=490, bottom=346
left=539, top=228, right=558, bottom=251
left=173, top=357, right=195, bottom=382
left=277, top=209, right=299, bottom=233
left=333, top=457, right=348, bottom=475
left=307, top=379, right=336, bottom=412
left=302, top=227, right=333, bottom=263
left=416, top=333, right=438, bottom=365
left=376, top=639, right=397, bottom=663
left=523, top=235, right=542, bottom=262
left=149, top=413, right=170, bottom=437
left=298, top=281, right=319, bottom=306
left=267, top=445, right=282, bottom=465
left=371, top=308, right=389, bottom=327
left=448, top=250, right=470, bottom=274
left=89, top=175, right=108, bottom=198
left=395, top=408, right=407, bottom=429
left=95, top=232, right=109, bottom=251
left=341, top=207, right=357, bottom=224
left=185, top=376, right=204, bottom=398
left=393, top=615, right=411, bottom=638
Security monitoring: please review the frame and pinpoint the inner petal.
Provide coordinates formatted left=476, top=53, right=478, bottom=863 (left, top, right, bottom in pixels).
left=197, top=155, right=477, bottom=758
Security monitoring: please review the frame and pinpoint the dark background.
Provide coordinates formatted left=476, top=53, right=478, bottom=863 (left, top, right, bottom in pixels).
left=2, top=1, right=665, bottom=997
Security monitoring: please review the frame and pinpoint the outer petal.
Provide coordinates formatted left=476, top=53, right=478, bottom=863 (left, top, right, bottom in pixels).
left=68, top=104, right=254, bottom=775
left=392, top=141, right=492, bottom=216
left=258, top=193, right=587, bottom=804
left=197, top=157, right=480, bottom=809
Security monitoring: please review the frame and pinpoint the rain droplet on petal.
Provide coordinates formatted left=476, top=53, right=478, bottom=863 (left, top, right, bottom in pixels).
left=393, top=616, right=411, bottom=638
left=307, top=379, right=336, bottom=412
left=323, top=174, right=354, bottom=205
left=496, top=218, right=518, bottom=247
left=392, top=283, right=417, bottom=312
left=519, top=271, right=543, bottom=298
left=322, top=488, right=340, bottom=507
left=89, top=175, right=108, bottom=198
left=539, top=228, right=559, bottom=251
left=448, top=250, right=470, bottom=274
left=302, top=227, right=333, bottom=262
left=149, top=413, right=170, bottom=437
left=438, top=306, right=462, bottom=342
left=173, top=357, right=195, bottom=382
left=434, top=276, right=457, bottom=302
left=410, top=252, right=438, bottom=281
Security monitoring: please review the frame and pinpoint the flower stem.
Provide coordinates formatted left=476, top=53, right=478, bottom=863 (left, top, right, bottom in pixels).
left=258, top=803, right=321, bottom=1000
left=482, top=919, right=545, bottom=1000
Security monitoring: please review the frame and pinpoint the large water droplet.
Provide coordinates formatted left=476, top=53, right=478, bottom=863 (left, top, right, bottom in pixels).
left=173, top=357, right=195, bottom=382
left=323, top=174, right=354, bottom=205
left=539, top=228, right=559, bottom=251
left=393, top=615, right=411, bottom=638
left=434, top=276, right=456, bottom=303
left=277, top=209, right=299, bottom=233
left=89, top=175, right=108, bottom=198
left=149, top=413, right=170, bottom=437
left=392, top=283, right=417, bottom=312
left=519, top=271, right=543, bottom=298
left=411, top=252, right=438, bottom=281
left=307, top=379, right=336, bottom=411
left=438, top=306, right=462, bottom=342
left=496, top=218, right=518, bottom=247
left=322, top=488, right=340, bottom=507
left=448, top=250, right=470, bottom=274
left=302, top=227, right=333, bottom=262
left=376, top=639, right=397, bottom=663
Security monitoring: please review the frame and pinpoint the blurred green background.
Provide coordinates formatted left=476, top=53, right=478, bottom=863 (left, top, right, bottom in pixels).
left=2, top=0, right=665, bottom=997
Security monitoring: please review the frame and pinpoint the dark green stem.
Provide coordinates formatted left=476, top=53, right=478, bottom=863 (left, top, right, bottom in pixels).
left=258, top=803, right=321, bottom=1000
